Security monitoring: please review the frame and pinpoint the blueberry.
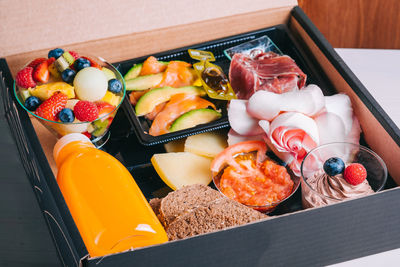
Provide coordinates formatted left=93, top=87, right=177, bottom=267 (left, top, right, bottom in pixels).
left=323, top=157, right=345, bottom=176
left=48, top=48, right=64, bottom=59
left=61, top=69, right=76, bottom=83
left=58, top=108, right=75, bottom=123
left=24, top=96, right=41, bottom=111
left=108, top=79, right=122, bottom=94
left=74, top=58, right=91, bottom=72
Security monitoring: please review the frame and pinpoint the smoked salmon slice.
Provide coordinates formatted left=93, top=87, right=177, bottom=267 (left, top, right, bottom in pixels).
left=140, top=56, right=168, bottom=76
left=149, top=94, right=215, bottom=136
left=157, top=61, right=197, bottom=88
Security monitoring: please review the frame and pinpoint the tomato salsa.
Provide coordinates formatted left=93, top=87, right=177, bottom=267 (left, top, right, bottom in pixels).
left=211, top=141, right=294, bottom=208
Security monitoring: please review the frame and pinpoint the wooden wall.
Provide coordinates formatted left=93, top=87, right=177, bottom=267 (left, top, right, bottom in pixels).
left=298, top=0, right=400, bottom=48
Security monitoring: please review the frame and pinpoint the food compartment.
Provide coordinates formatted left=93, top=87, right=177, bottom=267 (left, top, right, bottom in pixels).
left=117, top=24, right=336, bottom=146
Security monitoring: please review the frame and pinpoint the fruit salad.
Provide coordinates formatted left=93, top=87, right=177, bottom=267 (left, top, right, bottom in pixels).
left=14, top=48, right=125, bottom=141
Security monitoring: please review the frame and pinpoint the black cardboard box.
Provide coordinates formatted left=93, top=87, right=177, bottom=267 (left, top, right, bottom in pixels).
left=1, top=5, right=400, bottom=267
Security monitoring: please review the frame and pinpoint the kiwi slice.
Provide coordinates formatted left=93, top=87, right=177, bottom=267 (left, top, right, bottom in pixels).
left=62, top=51, right=75, bottom=65
left=55, top=57, right=70, bottom=72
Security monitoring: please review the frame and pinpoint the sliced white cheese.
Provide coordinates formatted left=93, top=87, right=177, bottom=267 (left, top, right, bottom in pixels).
left=164, top=139, right=186, bottom=153
left=184, top=132, right=227, bottom=158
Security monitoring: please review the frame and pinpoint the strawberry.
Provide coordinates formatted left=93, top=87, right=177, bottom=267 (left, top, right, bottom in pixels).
left=16, top=67, right=36, bottom=88
left=35, top=92, right=68, bottom=121
left=28, top=58, right=47, bottom=69
left=74, top=101, right=99, bottom=122
left=96, top=101, right=115, bottom=117
left=82, top=131, right=92, bottom=139
left=81, top=56, right=101, bottom=69
left=69, top=51, right=80, bottom=60
left=344, top=163, right=367, bottom=185
left=33, top=60, right=49, bottom=83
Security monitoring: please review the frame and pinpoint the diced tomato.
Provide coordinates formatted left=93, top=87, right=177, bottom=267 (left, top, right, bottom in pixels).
left=148, top=93, right=215, bottom=136
left=157, top=61, right=197, bottom=88
left=219, top=157, right=293, bottom=207
left=140, top=56, right=168, bottom=76
left=212, top=140, right=294, bottom=208
left=210, top=141, right=267, bottom=175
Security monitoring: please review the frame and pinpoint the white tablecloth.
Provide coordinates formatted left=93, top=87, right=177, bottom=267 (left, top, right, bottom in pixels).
left=329, top=48, right=400, bottom=267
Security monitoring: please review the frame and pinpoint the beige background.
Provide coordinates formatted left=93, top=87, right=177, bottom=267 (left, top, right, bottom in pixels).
left=0, top=0, right=296, bottom=57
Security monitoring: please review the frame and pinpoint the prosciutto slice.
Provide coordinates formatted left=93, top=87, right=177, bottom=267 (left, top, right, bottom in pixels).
left=229, top=51, right=307, bottom=99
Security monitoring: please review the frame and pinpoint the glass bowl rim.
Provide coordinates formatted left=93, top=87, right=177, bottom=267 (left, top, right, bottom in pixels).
left=300, top=142, right=388, bottom=202
left=212, top=158, right=301, bottom=210
left=13, top=56, right=126, bottom=125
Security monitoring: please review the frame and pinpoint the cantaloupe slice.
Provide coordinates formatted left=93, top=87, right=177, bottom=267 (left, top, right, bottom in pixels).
left=184, top=132, right=228, bottom=158
left=151, top=152, right=212, bottom=190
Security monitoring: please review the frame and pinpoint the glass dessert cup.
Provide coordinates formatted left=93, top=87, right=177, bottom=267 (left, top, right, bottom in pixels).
left=300, top=142, right=387, bottom=208
left=213, top=162, right=300, bottom=214
left=14, top=55, right=126, bottom=147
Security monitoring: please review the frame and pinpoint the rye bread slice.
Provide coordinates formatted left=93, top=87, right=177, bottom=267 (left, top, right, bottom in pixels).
left=149, top=197, right=162, bottom=216
left=166, top=197, right=267, bottom=240
left=159, top=184, right=222, bottom=227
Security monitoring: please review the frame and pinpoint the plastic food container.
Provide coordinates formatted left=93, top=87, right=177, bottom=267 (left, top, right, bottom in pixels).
left=118, top=25, right=332, bottom=146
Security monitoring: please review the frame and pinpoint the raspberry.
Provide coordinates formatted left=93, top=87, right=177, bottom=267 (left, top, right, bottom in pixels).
left=35, top=92, right=68, bottom=121
left=74, top=101, right=99, bottom=122
left=344, top=163, right=367, bottom=185
left=16, top=67, right=36, bottom=88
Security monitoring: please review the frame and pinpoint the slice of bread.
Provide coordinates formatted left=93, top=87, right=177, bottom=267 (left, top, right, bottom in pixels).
left=159, top=184, right=222, bottom=226
left=151, top=184, right=267, bottom=241
left=149, top=197, right=162, bottom=216
left=166, top=197, right=267, bottom=240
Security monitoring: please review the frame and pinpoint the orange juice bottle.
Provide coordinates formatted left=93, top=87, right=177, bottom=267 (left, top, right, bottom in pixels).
left=53, top=133, right=168, bottom=257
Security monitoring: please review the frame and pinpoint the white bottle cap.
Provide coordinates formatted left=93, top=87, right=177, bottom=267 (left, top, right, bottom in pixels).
left=53, top=133, right=94, bottom=163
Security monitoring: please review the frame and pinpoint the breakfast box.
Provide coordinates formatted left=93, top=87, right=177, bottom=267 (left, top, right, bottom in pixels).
left=2, top=1, right=400, bottom=267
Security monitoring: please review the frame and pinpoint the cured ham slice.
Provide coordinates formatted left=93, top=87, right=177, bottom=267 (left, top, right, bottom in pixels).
left=260, top=112, right=319, bottom=176
left=247, top=84, right=325, bottom=121
left=229, top=51, right=307, bottom=99
left=324, top=94, right=354, bottom=135
left=227, top=129, right=265, bottom=146
left=228, top=99, right=264, bottom=136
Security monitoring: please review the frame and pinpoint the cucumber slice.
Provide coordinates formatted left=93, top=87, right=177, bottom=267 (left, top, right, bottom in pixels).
left=135, top=86, right=205, bottom=116
left=170, top=109, right=221, bottom=132
left=126, top=73, right=163, bottom=91
left=124, top=63, right=143, bottom=80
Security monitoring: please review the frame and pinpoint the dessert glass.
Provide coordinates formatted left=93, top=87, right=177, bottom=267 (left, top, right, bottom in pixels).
left=300, top=142, right=387, bottom=208
left=14, top=55, right=126, bottom=147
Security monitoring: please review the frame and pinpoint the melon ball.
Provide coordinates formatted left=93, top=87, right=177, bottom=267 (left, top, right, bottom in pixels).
left=73, top=67, right=108, bottom=101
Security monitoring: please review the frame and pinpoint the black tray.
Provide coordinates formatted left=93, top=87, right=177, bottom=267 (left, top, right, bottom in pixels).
left=115, top=24, right=335, bottom=146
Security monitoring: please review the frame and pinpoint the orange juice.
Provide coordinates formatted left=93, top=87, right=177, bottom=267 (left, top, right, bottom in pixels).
left=53, top=133, right=168, bottom=257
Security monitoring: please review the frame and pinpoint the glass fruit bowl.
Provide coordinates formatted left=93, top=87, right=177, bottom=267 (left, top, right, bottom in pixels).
left=212, top=155, right=300, bottom=213
left=13, top=49, right=126, bottom=146
left=300, top=142, right=387, bottom=209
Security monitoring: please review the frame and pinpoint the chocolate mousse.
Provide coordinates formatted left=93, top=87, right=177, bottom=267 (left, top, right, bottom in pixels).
left=302, top=169, right=374, bottom=208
